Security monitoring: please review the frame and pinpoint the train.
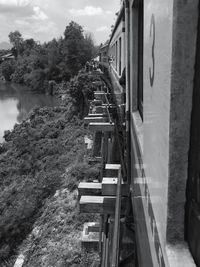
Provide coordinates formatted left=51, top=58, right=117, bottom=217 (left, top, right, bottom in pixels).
left=99, top=0, right=200, bottom=266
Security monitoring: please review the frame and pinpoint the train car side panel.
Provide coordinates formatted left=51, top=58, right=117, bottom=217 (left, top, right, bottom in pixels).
left=109, top=14, right=126, bottom=102
left=130, top=0, right=198, bottom=266
left=143, top=0, right=173, bottom=248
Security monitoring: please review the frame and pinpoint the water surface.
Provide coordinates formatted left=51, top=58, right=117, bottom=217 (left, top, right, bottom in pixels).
left=0, top=82, right=58, bottom=142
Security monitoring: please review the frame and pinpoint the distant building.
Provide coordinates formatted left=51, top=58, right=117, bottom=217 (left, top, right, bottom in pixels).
left=1, top=53, right=15, bottom=61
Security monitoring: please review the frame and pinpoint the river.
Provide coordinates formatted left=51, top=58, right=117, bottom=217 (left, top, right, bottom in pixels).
left=0, top=81, right=59, bottom=142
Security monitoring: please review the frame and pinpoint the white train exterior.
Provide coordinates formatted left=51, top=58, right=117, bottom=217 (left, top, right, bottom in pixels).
left=100, top=0, right=200, bottom=266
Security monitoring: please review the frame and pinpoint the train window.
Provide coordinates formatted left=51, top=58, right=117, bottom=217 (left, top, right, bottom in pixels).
left=131, top=0, right=143, bottom=120
left=119, top=37, right=122, bottom=75
left=138, top=0, right=143, bottom=119
left=116, top=41, right=118, bottom=71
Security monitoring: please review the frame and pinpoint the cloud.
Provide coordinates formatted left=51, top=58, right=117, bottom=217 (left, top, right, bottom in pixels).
left=32, top=6, right=48, bottom=20
left=15, top=19, right=30, bottom=26
left=0, top=1, right=120, bottom=45
left=0, top=0, right=56, bottom=43
left=96, top=26, right=109, bottom=32
left=0, top=2, right=48, bottom=21
left=0, top=3, right=34, bottom=17
left=0, top=0, right=32, bottom=6
left=69, top=6, right=103, bottom=16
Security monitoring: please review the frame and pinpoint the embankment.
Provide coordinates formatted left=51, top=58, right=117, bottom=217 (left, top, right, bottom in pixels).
left=0, top=71, right=105, bottom=266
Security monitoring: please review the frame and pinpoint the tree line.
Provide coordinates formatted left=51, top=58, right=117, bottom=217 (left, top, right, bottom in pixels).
left=0, top=21, right=98, bottom=92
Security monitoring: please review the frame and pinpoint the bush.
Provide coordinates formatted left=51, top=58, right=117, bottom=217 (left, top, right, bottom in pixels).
left=0, top=105, right=88, bottom=260
left=1, top=59, right=16, bottom=81
left=24, top=69, right=46, bottom=91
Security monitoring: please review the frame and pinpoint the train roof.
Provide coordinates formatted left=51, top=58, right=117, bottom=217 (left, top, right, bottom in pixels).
left=109, top=4, right=124, bottom=45
left=100, top=41, right=109, bottom=50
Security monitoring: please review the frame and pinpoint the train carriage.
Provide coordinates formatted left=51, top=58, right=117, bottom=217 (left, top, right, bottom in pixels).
left=99, top=0, right=200, bottom=266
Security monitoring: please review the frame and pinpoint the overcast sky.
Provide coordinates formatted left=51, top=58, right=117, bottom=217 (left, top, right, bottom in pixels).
left=0, top=0, right=120, bottom=45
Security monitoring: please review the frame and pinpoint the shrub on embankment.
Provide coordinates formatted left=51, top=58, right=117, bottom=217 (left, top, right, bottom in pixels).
left=0, top=71, right=105, bottom=265
left=19, top=165, right=100, bottom=267
left=0, top=105, right=85, bottom=259
left=67, top=71, right=104, bottom=118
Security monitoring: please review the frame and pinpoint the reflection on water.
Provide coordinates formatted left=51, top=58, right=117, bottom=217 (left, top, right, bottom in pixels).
left=0, top=81, right=58, bottom=142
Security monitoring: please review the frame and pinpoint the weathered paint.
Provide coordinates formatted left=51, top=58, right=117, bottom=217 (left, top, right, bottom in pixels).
left=130, top=0, right=198, bottom=265
left=143, top=0, right=174, bottom=252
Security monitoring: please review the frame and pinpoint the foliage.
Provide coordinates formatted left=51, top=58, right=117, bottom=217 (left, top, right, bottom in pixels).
left=0, top=59, right=16, bottom=81
left=10, top=57, right=29, bottom=83
left=20, top=188, right=99, bottom=267
left=62, top=22, right=97, bottom=78
left=9, top=30, right=24, bottom=56
left=63, top=162, right=101, bottom=192
left=0, top=69, right=105, bottom=265
left=83, top=33, right=97, bottom=63
left=0, top=103, right=87, bottom=260
left=67, top=72, right=104, bottom=117
left=1, top=21, right=96, bottom=91
left=24, top=69, right=46, bottom=91
left=62, top=21, right=85, bottom=77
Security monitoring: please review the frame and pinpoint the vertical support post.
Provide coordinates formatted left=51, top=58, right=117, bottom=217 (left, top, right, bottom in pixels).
left=111, top=167, right=122, bottom=267
left=101, top=215, right=109, bottom=267
left=107, top=137, right=112, bottom=163
left=104, top=132, right=109, bottom=163
left=99, top=215, right=103, bottom=257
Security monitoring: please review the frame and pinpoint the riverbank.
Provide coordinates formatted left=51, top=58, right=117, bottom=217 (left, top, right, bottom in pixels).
left=0, top=81, right=59, bottom=143
left=0, top=70, right=105, bottom=266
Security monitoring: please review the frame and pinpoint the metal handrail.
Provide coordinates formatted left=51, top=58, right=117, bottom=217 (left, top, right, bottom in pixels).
left=104, top=92, right=111, bottom=107
left=100, top=168, right=122, bottom=267
left=101, top=215, right=110, bottom=267
left=115, top=122, right=127, bottom=181
left=103, top=92, right=113, bottom=124
left=111, top=166, right=122, bottom=267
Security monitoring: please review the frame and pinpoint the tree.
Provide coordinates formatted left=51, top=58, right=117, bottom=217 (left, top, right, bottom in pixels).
left=1, top=60, right=16, bottom=81
left=82, top=33, right=96, bottom=62
left=61, top=21, right=95, bottom=80
left=24, top=69, right=46, bottom=91
left=62, top=21, right=85, bottom=78
left=9, top=31, right=24, bottom=56
left=4, top=21, right=96, bottom=88
left=23, top=38, right=36, bottom=56
left=64, top=21, right=84, bottom=40
left=24, top=38, right=35, bottom=49
left=46, top=38, right=62, bottom=82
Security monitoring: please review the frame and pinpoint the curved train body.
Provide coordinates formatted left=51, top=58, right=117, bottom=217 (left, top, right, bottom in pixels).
left=99, top=0, right=200, bottom=266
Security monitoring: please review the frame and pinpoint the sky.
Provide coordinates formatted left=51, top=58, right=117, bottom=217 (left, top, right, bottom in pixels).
left=0, top=0, right=121, bottom=46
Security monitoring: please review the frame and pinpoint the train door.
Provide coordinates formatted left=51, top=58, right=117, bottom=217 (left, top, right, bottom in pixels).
left=186, top=5, right=200, bottom=266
